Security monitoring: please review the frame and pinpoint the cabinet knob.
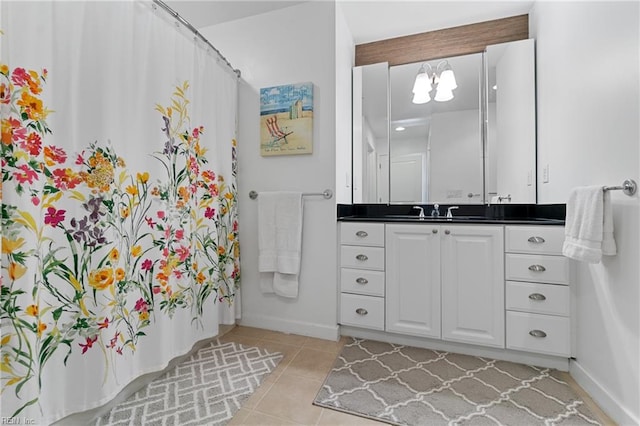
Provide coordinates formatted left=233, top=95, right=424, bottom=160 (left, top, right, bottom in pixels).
left=528, top=293, right=547, bottom=301
left=528, top=264, right=546, bottom=272
left=355, top=308, right=368, bottom=316
left=528, top=236, right=546, bottom=244
left=529, top=329, right=547, bottom=338
left=444, top=230, right=450, bottom=235
left=355, top=231, right=368, bottom=238
left=432, top=229, right=438, bottom=234
left=356, top=277, right=368, bottom=285
left=356, top=254, right=368, bottom=261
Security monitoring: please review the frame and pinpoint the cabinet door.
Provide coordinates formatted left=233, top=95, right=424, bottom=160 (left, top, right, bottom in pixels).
left=441, top=225, right=505, bottom=347
left=385, top=224, right=441, bottom=338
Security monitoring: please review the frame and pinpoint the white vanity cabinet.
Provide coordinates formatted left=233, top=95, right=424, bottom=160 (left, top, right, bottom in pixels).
left=504, top=226, right=571, bottom=357
left=339, top=220, right=571, bottom=369
left=441, top=225, right=505, bottom=348
left=385, top=224, right=441, bottom=338
left=385, top=224, right=504, bottom=346
left=339, top=222, right=385, bottom=330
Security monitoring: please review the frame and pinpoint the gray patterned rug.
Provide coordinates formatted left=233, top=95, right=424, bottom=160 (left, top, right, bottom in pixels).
left=314, top=339, right=601, bottom=425
left=96, top=340, right=282, bottom=425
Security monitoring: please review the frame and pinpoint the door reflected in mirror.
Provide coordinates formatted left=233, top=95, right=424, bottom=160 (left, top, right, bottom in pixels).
left=390, top=53, right=483, bottom=204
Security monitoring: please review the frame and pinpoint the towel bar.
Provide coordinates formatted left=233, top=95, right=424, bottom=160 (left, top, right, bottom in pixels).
left=603, top=179, right=637, bottom=196
left=249, top=189, right=333, bottom=200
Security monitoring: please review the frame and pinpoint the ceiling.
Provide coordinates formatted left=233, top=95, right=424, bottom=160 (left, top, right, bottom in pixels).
left=165, top=1, right=535, bottom=43
left=163, top=1, right=308, bottom=29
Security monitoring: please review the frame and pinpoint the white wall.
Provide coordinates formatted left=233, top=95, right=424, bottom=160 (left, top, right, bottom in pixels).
left=391, top=136, right=429, bottom=158
left=429, top=109, right=483, bottom=203
left=530, top=2, right=639, bottom=424
left=200, top=1, right=339, bottom=340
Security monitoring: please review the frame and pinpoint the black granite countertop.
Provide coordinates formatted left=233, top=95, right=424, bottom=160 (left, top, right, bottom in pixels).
left=338, top=215, right=564, bottom=225
left=337, top=204, right=566, bottom=226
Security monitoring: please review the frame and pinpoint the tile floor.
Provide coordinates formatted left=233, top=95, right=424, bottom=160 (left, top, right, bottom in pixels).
left=221, top=325, right=615, bottom=426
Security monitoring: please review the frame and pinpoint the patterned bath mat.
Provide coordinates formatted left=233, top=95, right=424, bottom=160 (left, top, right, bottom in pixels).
left=314, top=338, right=602, bottom=425
left=96, top=340, right=282, bottom=425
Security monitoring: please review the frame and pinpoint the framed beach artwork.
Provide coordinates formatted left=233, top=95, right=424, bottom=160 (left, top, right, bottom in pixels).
left=260, top=82, right=313, bottom=156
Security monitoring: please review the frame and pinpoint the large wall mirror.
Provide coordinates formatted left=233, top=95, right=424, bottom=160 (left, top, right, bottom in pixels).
left=352, top=38, right=537, bottom=205
left=390, top=53, right=483, bottom=204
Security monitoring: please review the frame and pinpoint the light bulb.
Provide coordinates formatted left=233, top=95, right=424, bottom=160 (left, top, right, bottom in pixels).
left=412, top=70, right=432, bottom=94
left=434, top=88, right=454, bottom=102
left=438, top=69, right=457, bottom=91
left=412, top=91, right=431, bottom=104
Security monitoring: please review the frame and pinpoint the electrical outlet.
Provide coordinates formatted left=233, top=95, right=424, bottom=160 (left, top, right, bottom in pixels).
left=543, top=164, right=550, bottom=183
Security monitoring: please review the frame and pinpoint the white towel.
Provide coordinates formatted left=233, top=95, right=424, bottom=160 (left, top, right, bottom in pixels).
left=562, top=186, right=616, bottom=263
left=258, top=192, right=303, bottom=298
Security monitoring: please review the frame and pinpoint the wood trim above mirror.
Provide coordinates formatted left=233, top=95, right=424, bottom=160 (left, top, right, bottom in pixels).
left=355, top=15, right=528, bottom=67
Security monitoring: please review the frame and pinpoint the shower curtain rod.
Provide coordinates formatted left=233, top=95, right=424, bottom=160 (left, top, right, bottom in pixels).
left=152, top=0, right=241, bottom=78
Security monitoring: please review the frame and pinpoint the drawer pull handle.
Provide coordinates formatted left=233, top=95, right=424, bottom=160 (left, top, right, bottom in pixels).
left=528, top=293, right=547, bottom=301
left=355, top=231, right=368, bottom=238
left=444, top=229, right=450, bottom=235
left=528, top=264, right=546, bottom=272
left=528, top=236, right=546, bottom=244
left=356, top=254, right=368, bottom=261
left=355, top=308, right=368, bottom=316
left=529, top=329, right=547, bottom=338
left=356, top=277, right=369, bottom=285
left=432, top=229, right=438, bottom=234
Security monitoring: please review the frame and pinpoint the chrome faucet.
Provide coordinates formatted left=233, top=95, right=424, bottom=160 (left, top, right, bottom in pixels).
left=431, top=203, right=440, bottom=218
left=413, top=206, right=425, bottom=218
left=446, top=206, right=459, bottom=218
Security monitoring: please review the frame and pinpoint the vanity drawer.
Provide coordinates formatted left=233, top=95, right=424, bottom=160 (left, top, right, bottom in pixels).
left=340, top=293, right=384, bottom=330
left=505, top=253, right=569, bottom=285
left=506, top=281, right=570, bottom=316
left=505, top=226, right=565, bottom=255
left=341, top=222, right=384, bottom=247
left=341, top=268, right=385, bottom=296
left=506, top=311, right=570, bottom=357
left=341, top=245, right=385, bottom=270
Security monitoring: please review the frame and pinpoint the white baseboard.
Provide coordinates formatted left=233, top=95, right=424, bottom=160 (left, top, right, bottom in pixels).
left=570, top=360, right=639, bottom=426
left=239, top=314, right=340, bottom=341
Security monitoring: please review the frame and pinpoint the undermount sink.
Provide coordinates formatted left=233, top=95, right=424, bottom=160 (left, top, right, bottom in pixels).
left=376, top=215, right=563, bottom=223
left=382, top=215, right=490, bottom=220
left=382, top=215, right=430, bottom=219
left=448, top=215, right=492, bottom=220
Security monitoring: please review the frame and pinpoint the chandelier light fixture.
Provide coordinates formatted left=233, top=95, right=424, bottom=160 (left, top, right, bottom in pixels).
left=412, top=60, right=457, bottom=104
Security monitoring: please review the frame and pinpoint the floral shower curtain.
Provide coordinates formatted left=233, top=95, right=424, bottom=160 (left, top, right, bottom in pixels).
left=1, top=1, right=240, bottom=423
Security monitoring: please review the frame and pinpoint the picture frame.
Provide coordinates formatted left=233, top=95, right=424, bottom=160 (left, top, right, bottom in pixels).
left=259, top=82, right=313, bottom=156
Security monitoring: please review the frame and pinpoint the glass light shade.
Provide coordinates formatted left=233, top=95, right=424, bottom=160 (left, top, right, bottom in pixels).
left=412, top=71, right=432, bottom=94
left=438, top=69, right=457, bottom=91
left=412, top=91, right=431, bottom=104
left=434, top=88, right=454, bottom=102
